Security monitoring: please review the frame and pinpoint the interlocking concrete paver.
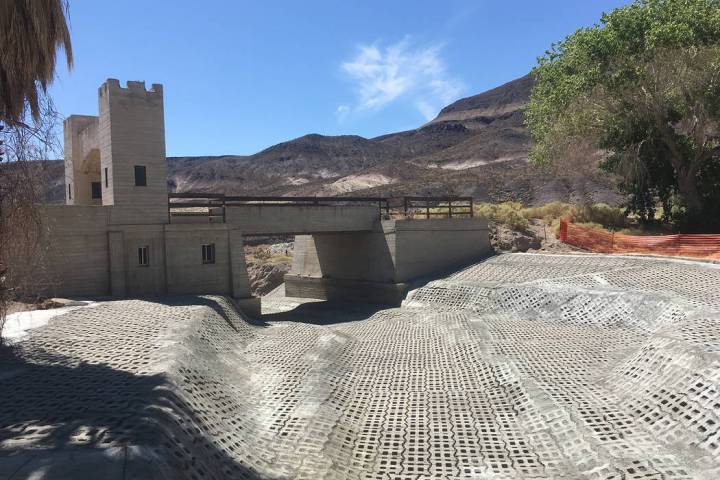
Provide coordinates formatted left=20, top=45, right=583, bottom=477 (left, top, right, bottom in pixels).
left=1, top=253, right=719, bottom=479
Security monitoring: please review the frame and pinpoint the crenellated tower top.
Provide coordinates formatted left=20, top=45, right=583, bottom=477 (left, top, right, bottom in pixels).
left=99, top=78, right=163, bottom=98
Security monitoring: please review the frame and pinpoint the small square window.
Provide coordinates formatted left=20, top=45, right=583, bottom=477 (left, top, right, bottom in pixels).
left=138, top=246, right=149, bottom=266
left=134, top=165, right=147, bottom=186
left=91, top=182, right=101, bottom=199
left=202, top=244, right=215, bottom=264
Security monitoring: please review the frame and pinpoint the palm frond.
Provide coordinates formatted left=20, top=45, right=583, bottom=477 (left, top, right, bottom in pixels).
left=0, top=0, right=72, bottom=124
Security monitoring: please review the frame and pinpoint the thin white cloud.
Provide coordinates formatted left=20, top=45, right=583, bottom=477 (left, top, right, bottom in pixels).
left=415, top=99, right=437, bottom=122
left=335, top=104, right=350, bottom=123
left=339, top=38, right=464, bottom=121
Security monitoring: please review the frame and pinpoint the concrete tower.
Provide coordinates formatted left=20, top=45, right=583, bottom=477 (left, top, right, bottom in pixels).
left=98, top=79, right=167, bottom=223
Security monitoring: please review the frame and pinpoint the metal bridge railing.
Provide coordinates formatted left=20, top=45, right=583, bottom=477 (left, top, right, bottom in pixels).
left=402, top=196, right=474, bottom=219
left=168, top=193, right=473, bottom=222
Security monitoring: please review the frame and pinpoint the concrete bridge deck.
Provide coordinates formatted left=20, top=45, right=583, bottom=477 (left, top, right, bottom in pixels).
left=168, top=194, right=474, bottom=235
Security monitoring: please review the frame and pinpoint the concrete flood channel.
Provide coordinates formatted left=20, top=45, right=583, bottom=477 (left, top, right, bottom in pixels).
left=1, top=253, right=719, bottom=479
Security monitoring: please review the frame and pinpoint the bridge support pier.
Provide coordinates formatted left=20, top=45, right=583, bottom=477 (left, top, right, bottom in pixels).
left=284, top=218, right=491, bottom=305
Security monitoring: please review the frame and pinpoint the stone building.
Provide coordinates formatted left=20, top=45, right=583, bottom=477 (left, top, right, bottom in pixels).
left=39, top=79, right=491, bottom=314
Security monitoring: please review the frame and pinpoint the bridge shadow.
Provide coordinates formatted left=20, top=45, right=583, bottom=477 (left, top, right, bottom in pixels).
left=261, top=299, right=390, bottom=326
left=260, top=254, right=499, bottom=327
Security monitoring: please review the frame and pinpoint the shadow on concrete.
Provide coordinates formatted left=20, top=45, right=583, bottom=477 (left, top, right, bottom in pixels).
left=261, top=254, right=499, bottom=327
left=0, top=344, right=273, bottom=479
left=163, top=294, right=273, bottom=329
left=402, top=251, right=500, bottom=291
left=261, top=300, right=389, bottom=326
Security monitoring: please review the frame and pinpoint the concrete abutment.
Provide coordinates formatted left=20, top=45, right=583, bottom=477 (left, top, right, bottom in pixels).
left=285, top=218, right=491, bottom=305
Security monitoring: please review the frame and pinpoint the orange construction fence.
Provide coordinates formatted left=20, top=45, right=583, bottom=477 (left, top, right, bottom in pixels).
left=558, top=219, right=720, bottom=260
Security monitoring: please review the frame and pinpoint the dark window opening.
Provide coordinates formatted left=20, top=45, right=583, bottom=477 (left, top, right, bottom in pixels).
left=134, top=165, right=147, bottom=186
left=202, top=244, right=215, bottom=264
left=104, top=167, right=108, bottom=188
left=91, top=182, right=102, bottom=199
left=138, top=246, right=149, bottom=266
left=68, top=183, right=72, bottom=200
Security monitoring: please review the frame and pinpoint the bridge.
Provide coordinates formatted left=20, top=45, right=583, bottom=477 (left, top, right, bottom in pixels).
left=38, top=194, right=488, bottom=315
left=36, top=78, right=490, bottom=316
left=168, top=193, right=474, bottom=234
left=164, top=194, right=486, bottom=310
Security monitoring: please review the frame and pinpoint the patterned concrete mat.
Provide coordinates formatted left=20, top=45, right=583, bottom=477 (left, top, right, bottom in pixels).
left=1, top=253, right=719, bottom=479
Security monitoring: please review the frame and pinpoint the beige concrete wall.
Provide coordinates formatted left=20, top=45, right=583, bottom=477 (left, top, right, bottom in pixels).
left=77, top=119, right=102, bottom=206
left=229, top=229, right=253, bottom=299
left=32, top=206, right=258, bottom=300
left=119, top=225, right=166, bottom=296
left=392, top=218, right=491, bottom=282
left=165, top=225, right=231, bottom=295
left=291, top=232, right=396, bottom=282
left=34, top=206, right=169, bottom=298
left=225, top=205, right=379, bottom=235
left=108, top=206, right=169, bottom=226
left=64, top=115, right=100, bottom=206
left=290, top=235, right=322, bottom=276
left=30, top=202, right=270, bottom=318
left=37, top=205, right=111, bottom=297
left=33, top=209, right=168, bottom=298
left=108, top=231, right=126, bottom=297
left=99, top=79, right=167, bottom=224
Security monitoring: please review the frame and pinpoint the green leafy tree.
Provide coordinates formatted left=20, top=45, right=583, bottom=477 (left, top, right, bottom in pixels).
left=526, top=0, right=720, bottom=230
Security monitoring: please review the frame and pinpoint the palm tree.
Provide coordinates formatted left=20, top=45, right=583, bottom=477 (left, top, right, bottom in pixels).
left=0, top=0, right=72, bottom=125
left=0, top=0, right=71, bottom=345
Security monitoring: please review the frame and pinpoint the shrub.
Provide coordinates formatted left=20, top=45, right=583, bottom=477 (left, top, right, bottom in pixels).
left=573, top=203, right=627, bottom=228
left=473, top=203, right=497, bottom=221
left=474, top=202, right=529, bottom=231
left=522, top=201, right=574, bottom=222
left=265, top=254, right=292, bottom=265
left=475, top=200, right=628, bottom=234
left=522, top=201, right=627, bottom=228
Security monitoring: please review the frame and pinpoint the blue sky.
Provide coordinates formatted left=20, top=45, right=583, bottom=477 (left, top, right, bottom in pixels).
left=50, top=1, right=630, bottom=157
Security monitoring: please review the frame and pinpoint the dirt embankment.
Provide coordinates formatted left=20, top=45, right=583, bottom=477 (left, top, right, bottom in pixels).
left=245, top=241, right=294, bottom=296
left=490, top=219, right=579, bottom=254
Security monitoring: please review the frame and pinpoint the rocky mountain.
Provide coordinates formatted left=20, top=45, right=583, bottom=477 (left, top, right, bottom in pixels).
left=45, top=74, right=620, bottom=205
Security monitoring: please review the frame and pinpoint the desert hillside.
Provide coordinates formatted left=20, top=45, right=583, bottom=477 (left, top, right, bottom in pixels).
left=43, top=74, right=620, bottom=205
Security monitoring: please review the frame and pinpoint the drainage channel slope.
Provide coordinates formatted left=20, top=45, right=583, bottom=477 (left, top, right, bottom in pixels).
left=1, top=253, right=719, bottom=479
